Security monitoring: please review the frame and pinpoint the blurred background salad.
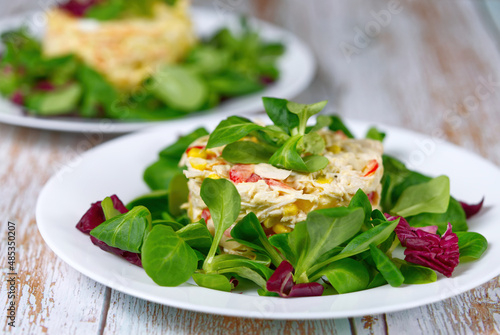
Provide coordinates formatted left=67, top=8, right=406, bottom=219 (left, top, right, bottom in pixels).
left=0, top=0, right=285, bottom=120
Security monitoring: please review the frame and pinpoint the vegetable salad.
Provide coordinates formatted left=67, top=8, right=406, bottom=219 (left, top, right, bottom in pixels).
left=75, top=97, right=487, bottom=298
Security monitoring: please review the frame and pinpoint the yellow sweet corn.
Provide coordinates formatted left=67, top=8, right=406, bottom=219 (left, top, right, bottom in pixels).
left=188, top=202, right=193, bottom=220
left=272, top=223, right=292, bottom=234
left=283, top=203, right=299, bottom=216
left=190, top=158, right=207, bottom=170
left=187, top=147, right=207, bottom=159
left=207, top=174, right=220, bottom=179
left=328, top=145, right=341, bottom=154
left=263, top=216, right=281, bottom=228
left=317, top=177, right=333, bottom=184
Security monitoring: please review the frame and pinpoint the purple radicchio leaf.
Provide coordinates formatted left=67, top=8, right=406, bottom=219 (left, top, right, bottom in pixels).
left=75, top=200, right=105, bottom=234
left=388, top=214, right=459, bottom=277
left=260, top=75, right=275, bottom=85
left=266, top=261, right=324, bottom=298
left=287, top=283, right=324, bottom=298
left=459, top=197, right=485, bottom=219
left=230, top=277, right=239, bottom=289
left=90, top=236, right=142, bottom=267
left=76, top=194, right=128, bottom=234
left=267, top=260, right=294, bottom=297
left=412, top=225, right=438, bottom=234
left=11, top=91, right=24, bottom=106
left=76, top=195, right=141, bottom=267
left=59, top=0, right=100, bottom=17
left=35, top=80, right=56, bottom=91
left=110, top=194, right=129, bottom=214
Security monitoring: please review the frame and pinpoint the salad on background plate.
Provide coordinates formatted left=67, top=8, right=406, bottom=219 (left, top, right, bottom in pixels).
left=0, top=0, right=284, bottom=121
left=72, top=97, right=488, bottom=298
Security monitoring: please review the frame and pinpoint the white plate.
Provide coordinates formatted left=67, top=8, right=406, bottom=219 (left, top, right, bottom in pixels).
left=0, top=8, right=315, bottom=133
left=36, top=118, right=500, bottom=319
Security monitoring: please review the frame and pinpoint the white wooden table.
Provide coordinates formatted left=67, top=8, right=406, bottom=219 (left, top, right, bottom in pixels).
left=2, top=0, right=500, bottom=333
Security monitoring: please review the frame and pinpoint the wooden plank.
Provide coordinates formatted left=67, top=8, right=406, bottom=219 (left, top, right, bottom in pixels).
left=351, top=315, right=387, bottom=335
left=0, top=126, right=107, bottom=334
left=385, top=277, right=500, bottom=334
left=103, top=291, right=352, bottom=335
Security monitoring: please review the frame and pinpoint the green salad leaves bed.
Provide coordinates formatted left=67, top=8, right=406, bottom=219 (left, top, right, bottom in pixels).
left=76, top=97, right=488, bottom=298
left=0, top=18, right=284, bottom=120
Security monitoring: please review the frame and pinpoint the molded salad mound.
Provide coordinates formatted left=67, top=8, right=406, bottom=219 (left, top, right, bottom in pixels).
left=75, top=97, right=487, bottom=298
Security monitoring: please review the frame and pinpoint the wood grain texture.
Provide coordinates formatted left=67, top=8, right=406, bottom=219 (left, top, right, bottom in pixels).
left=1, top=0, right=500, bottom=334
left=0, top=125, right=112, bottom=334
left=104, top=291, right=352, bottom=335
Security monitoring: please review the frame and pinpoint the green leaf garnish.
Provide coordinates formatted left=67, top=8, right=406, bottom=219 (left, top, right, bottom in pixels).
left=391, top=175, right=450, bottom=217
left=90, top=206, right=152, bottom=253
left=268, top=135, right=309, bottom=172
left=262, top=97, right=299, bottom=134
left=287, top=100, right=328, bottom=135
left=206, top=116, right=264, bottom=148
left=328, top=115, right=355, bottom=138
left=151, top=65, right=208, bottom=112
left=200, top=178, right=241, bottom=271
left=142, top=225, right=198, bottom=287
left=230, top=212, right=283, bottom=267
left=369, top=244, right=404, bottom=287
left=222, top=141, right=275, bottom=164
left=366, top=127, right=386, bottom=142
left=456, top=232, right=488, bottom=262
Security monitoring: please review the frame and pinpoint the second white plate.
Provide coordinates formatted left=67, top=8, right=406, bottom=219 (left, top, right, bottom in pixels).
left=0, top=8, right=315, bottom=133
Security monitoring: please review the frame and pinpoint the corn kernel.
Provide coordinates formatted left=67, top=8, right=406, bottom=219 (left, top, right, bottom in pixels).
left=263, top=216, right=281, bottom=228
left=272, top=223, right=292, bottom=234
left=187, top=148, right=207, bottom=159
left=328, top=145, right=341, bottom=154
left=207, top=174, right=220, bottom=179
left=317, top=177, right=333, bottom=184
left=190, top=158, right=207, bottom=170
left=295, top=200, right=314, bottom=212
left=283, top=203, right=299, bottom=217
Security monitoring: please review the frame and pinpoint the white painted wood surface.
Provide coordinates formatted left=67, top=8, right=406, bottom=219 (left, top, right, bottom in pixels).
left=1, top=0, right=500, bottom=334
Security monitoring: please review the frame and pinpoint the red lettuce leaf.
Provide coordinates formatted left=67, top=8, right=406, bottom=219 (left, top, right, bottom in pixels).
left=110, top=194, right=129, bottom=214
left=288, top=283, right=324, bottom=297
left=389, top=214, right=459, bottom=277
left=90, top=236, right=142, bottom=267
left=266, top=260, right=324, bottom=298
left=59, top=0, right=101, bottom=17
left=414, top=225, right=438, bottom=234
left=11, top=91, right=24, bottom=106
left=260, top=75, right=275, bottom=85
left=459, top=198, right=484, bottom=219
left=35, top=80, right=56, bottom=91
left=266, top=260, right=294, bottom=297
left=230, top=277, right=239, bottom=289
left=76, top=200, right=105, bottom=234
left=76, top=195, right=127, bottom=234
left=76, top=195, right=141, bottom=267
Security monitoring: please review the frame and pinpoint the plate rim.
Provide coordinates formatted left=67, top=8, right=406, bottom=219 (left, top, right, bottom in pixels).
left=35, top=117, right=500, bottom=319
left=0, top=7, right=316, bottom=133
